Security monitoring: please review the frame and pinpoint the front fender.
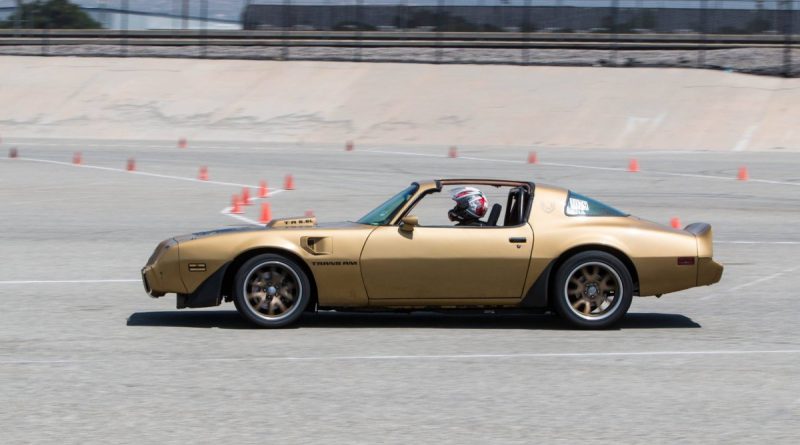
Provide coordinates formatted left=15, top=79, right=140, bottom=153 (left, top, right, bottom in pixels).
left=176, top=225, right=374, bottom=307
left=178, top=232, right=305, bottom=294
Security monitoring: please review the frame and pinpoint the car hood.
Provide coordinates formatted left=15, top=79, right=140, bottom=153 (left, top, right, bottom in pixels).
left=266, top=217, right=369, bottom=230
left=173, top=218, right=368, bottom=242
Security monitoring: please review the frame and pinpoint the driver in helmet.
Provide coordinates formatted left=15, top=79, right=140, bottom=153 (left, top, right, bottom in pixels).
left=447, top=186, right=488, bottom=226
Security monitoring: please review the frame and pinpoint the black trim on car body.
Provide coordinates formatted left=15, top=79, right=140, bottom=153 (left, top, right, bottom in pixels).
left=177, top=262, right=230, bottom=309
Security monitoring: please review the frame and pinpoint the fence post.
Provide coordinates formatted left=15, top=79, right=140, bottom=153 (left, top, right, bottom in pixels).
left=698, top=0, right=708, bottom=67
left=182, top=0, right=189, bottom=30
left=282, top=0, right=290, bottom=60
left=402, top=0, right=409, bottom=32
left=435, top=0, right=444, bottom=63
left=120, top=0, right=129, bottom=57
left=14, top=0, right=22, bottom=37
left=610, top=0, right=619, bottom=66
left=327, top=0, right=333, bottom=31
left=523, top=0, right=532, bottom=65
left=355, top=0, right=363, bottom=62
left=242, top=0, right=252, bottom=30
left=202, top=0, right=209, bottom=58
left=783, top=0, right=794, bottom=77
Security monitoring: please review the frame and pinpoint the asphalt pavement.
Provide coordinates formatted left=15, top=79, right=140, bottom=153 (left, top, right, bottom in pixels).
left=0, top=137, right=798, bottom=444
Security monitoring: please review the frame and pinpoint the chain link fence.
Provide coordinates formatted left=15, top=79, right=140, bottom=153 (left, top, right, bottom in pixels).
left=0, top=0, right=797, bottom=76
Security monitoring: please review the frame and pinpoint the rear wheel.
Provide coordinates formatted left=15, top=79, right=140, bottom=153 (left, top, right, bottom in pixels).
left=552, top=251, right=633, bottom=329
left=233, top=254, right=311, bottom=328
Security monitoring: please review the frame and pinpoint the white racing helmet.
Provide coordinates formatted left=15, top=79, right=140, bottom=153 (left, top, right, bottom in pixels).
left=448, top=186, right=488, bottom=222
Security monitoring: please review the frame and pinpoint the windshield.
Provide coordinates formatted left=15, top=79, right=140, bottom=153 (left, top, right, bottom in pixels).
left=357, top=184, right=419, bottom=225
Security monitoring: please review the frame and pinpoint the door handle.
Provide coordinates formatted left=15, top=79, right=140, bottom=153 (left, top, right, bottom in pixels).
left=509, top=237, right=527, bottom=243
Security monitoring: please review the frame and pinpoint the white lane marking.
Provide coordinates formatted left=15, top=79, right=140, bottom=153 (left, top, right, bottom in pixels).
left=0, top=279, right=139, bottom=285
left=540, top=160, right=627, bottom=172
left=10, top=156, right=262, bottom=188
left=6, top=141, right=237, bottom=150
left=359, top=149, right=800, bottom=187
left=701, top=265, right=800, bottom=300
left=733, top=124, right=758, bottom=152
left=745, top=178, right=800, bottom=186
left=2, top=349, right=799, bottom=365
left=220, top=207, right=264, bottom=226
left=717, top=241, right=800, bottom=245
left=5, top=154, right=290, bottom=225
left=629, top=150, right=719, bottom=155
left=459, top=155, right=527, bottom=164
left=361, top=149, right=447, bottom=159
left=220, top=189, right=286, bottom=226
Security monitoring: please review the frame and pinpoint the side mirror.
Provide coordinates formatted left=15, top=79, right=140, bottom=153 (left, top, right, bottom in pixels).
left=399, top=215, right=419, bottom=232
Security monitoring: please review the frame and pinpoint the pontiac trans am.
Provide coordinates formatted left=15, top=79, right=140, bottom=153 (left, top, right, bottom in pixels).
left=142, top=179, right=723, bottom=329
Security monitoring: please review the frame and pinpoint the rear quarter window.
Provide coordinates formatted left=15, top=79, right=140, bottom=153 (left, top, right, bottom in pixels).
left=565, top=192, right=628, bottom=217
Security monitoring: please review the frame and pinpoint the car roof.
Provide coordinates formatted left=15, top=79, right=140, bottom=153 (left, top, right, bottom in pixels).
left=416, top=179, right=564, bottom=193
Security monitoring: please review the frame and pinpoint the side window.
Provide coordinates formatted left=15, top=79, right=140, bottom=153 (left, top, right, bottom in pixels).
left=404, top=186, right=508, bottom=227
left=565, top=192, right=627, bottom=217
left=406, top=191, right=455, bottom=226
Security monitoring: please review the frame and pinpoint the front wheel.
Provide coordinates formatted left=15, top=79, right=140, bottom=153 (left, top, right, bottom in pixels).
left=233, top=254, right=311, bottom=328
left=552, top=251, right=633, bottom=329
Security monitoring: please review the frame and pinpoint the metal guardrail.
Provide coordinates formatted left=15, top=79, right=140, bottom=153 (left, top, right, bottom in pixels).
left=5, top=38, right=792, bottom=50
left=0, top=29, right=796, bottom=44
left=1, top=29, right=794, bottom=77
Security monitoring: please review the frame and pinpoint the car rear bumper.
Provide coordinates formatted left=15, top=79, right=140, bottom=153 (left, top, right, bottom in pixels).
left=698, top=258, right=724, bottom=286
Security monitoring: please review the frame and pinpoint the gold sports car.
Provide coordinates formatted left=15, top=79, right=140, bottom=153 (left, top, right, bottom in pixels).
left=142, top=179, right=723, bottom=329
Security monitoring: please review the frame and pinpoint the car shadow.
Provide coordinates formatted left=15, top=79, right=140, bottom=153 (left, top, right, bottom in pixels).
left=126, top=310, right=700, bottom=330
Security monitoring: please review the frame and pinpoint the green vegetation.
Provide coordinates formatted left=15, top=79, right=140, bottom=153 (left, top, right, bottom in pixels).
left=0, top=0, right=102, bottom=29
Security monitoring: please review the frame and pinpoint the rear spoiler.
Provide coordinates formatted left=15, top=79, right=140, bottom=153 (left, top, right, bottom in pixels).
left=684, top=222, right=711, bottom=236
left=684, top=222, right=713, bottom=257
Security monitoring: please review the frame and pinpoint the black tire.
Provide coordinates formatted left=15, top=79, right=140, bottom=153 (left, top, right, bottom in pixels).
left=233, top=253, right=311, bottom=328
left=552, top=251, right=633, bottom=329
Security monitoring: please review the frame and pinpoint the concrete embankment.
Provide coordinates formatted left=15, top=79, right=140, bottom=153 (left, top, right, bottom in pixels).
left=0, top=56, right=797, bottom=151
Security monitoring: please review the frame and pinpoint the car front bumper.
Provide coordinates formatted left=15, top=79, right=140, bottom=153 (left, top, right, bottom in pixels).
left=141, top=238, right=185, bottom=297
left=141, top=266, right=165, bottom=298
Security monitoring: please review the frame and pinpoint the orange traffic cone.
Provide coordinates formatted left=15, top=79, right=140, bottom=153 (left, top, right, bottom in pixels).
left=628, top=158, right=640, bottom=172
left=198, top=166, right=208, bottom=181
left=9, top=147, right=17, bottom=158
left=670, top=217, right=681, bottom=229
left=448, top=146, right=458, bottom=158
left=259, top=202, right=272, bottom=224
left=230, top=195, right=242, bottom=214
left=528, top=151, right=538, bottom=164
left=345, top=141, right=354, bottom=151
left=241, top=187, right=251, bottom=206
left=73, top=152, right=82, bottom=165
left=178, top=138, right=187, bottom=149
left=259, top=180, right=269, bottom=198
left=126, top=158, right=136, bottom=172
left=737, top=166, right=749, bottom=181
left=284, top=174, right=295, bottom=190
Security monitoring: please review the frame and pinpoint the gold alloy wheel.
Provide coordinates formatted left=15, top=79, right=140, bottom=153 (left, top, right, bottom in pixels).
left=242, top=261, right=302, bottom=321
left=564, top=261, right=623, bottom=321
